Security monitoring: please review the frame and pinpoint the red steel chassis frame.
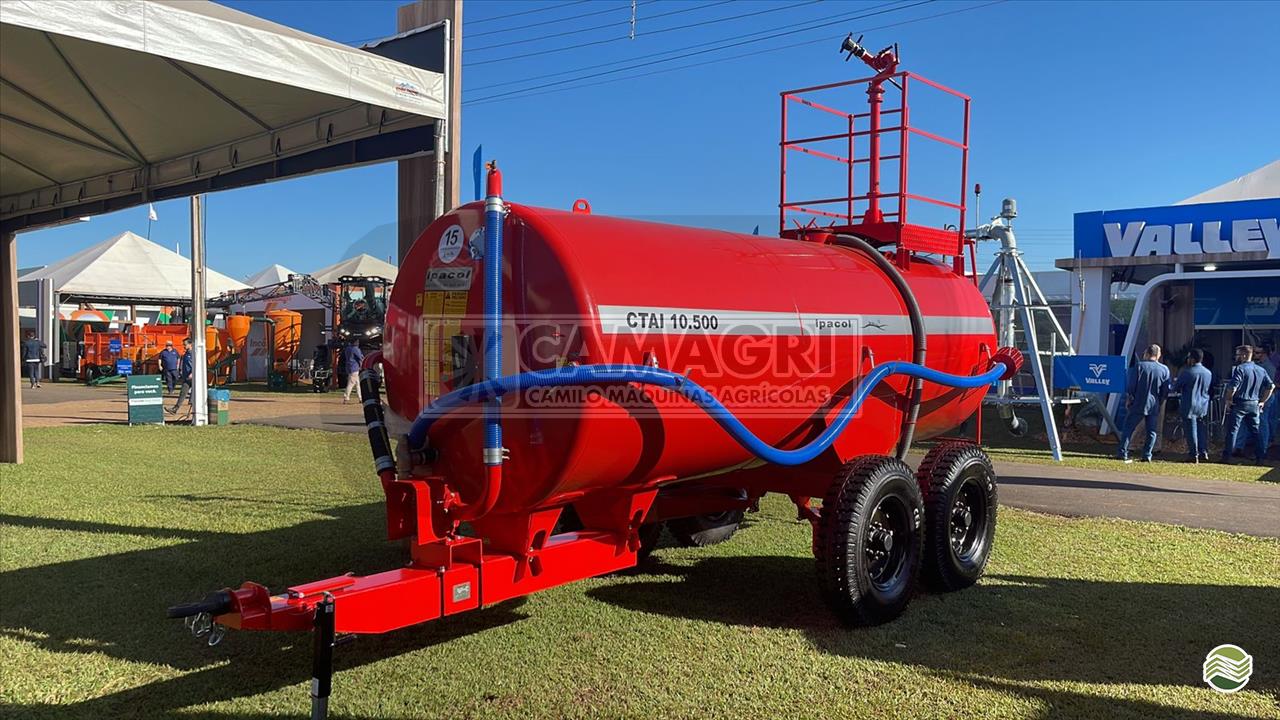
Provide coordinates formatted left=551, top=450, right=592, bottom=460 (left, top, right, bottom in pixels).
left=217, top=468, right=663, bottom=635
left=779, top=70, right=973, bottom=275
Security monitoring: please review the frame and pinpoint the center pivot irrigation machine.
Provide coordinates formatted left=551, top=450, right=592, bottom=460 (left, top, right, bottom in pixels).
left=169, top=36, right=1021, bottom=717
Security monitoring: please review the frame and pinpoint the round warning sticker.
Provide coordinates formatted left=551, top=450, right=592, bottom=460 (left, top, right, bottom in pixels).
left=438, top=225, right=464, bottom=263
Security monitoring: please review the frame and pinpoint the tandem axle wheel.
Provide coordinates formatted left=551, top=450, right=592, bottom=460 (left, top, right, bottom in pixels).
left=814, top=446, right=998, bottom=625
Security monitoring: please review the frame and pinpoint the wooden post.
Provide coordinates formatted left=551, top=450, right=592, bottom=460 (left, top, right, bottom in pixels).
left=397, top=0, right=462, bottom=263
left=2, top=230, right=24, bottom=463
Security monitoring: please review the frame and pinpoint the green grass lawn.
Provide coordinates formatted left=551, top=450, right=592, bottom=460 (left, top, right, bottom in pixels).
left=1, top=426, right=1277, bottom=719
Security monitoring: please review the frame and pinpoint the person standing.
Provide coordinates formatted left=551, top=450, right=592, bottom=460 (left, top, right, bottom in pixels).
left=169, top=338, right=194, bottom=415
left=1221, top=344, right=1275, bottom=466
left=1172, top=348, right=1213, bottom=463
left=21, top=330, right=47, bottom=389
left=1257, top=343, right=1277, bottom=458
left=158, top=340, right=180, bottom=393
left=1117, top=344, right=1170, bottom=463
left=341, top=340, right=365, bottom=404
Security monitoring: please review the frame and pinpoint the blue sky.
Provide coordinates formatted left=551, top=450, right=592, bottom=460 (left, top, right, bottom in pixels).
left=17, top=0, right=1280, bottom=278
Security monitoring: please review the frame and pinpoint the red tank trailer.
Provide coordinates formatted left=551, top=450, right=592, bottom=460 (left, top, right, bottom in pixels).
left=169, top=39, right=1022, bottom=717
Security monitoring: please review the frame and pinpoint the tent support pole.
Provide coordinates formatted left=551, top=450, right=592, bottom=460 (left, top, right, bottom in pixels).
left=2, top=230, right=23, bottom=463
left=190, top=195, right=209, bottom=426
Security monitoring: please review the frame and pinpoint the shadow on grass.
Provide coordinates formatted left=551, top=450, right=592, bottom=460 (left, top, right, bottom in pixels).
left=0, top=502, right=526, bottom=719
left=996, top=475, right=1223, bottom=495
left=589, top=555, right=1279, bottom=719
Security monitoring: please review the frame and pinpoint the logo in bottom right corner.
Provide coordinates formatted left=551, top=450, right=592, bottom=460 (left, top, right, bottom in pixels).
left=1203, top=644, right=1253, bottom=693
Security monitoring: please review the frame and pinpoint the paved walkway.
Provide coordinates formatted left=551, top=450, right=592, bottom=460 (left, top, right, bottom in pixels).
left=20, top=381, right=364, bottom=433
left=986, top=459, right=1280, bottom=538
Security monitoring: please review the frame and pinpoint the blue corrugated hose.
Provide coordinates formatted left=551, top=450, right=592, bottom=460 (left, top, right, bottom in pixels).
left=482, top=193, right=503, bottom=462
left=406, top=360, right=1006, bottom=467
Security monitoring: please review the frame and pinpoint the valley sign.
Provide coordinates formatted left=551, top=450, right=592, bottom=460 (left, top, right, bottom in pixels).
left=1074, top=197, right=1280, bottom=260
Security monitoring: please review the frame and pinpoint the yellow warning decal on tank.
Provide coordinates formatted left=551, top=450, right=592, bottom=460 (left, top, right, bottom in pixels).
left=423, top=316, right=440, bottom=399
left=423, top=292, right=444, bottom=316
left=443, top=291, right=469, bottom=316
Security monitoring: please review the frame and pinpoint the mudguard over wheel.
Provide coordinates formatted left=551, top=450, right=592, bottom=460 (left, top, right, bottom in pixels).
left=668, top=510, right=745, bottom=548
left=916, top=442, right=997, bottom=591
left=816, top=456, right=924, bottom=626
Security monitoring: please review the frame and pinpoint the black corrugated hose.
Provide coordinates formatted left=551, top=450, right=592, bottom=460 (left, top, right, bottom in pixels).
left=834, top=234, right=926, bottom=460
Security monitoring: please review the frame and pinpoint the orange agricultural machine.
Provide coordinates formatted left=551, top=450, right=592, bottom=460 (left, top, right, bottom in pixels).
left=80, top=324, right=233, bottom=382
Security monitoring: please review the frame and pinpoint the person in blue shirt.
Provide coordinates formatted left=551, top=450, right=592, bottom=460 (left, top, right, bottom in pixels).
left=169, top=338, right=194, bottom=415
left=21, top=330, right=46, bottom=389
left=341, top=340, right=365, bottom=404
left=157, top=340, right=180, bottom=393
left=1117, top=344, right=1170, bottom=463
left=1252, top=343, right=1277, bottom=457
left=1221, top=344, right=1275, bottom=466
left=1172, top=348, right=1213, bottom=463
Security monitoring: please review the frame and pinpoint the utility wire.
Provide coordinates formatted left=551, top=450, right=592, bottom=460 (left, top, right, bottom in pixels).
left=467, top=1, right=655, bottom=40
left=468, top=0, right=591, bottom=26
left=466, top=0, right=738, bottom=54
left=469, top=0, right=908, bottom=94
left=467, top=0, right=933, bottom=103
left=466, top=0, right=823, bottom=66
left=341, top=0, right=597, bottom=45
left=465, top=1, right=1006, bottom=107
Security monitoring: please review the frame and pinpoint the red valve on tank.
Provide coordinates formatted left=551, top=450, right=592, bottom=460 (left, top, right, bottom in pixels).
left=991, top=346, right=1023, bottom=381
left=485, top=161, right=502, bottom=197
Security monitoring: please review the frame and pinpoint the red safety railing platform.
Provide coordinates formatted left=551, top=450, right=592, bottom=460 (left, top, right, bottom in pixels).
left=779, top=64, right=971, bottom=261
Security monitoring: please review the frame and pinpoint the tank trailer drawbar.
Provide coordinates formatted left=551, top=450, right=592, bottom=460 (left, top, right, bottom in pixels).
left=169, top=37, right=1021, bottom=718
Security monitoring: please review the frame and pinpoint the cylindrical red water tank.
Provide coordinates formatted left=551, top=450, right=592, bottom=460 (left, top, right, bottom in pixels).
left=384, top=203, right=995, bottom=513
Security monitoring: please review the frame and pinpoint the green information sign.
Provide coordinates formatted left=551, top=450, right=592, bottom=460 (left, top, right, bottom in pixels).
left=126, top=374, right=166, bottom=425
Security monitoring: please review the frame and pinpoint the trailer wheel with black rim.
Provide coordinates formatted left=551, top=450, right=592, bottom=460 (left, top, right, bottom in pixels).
left=816, top=456, right=924, bottom=626
left=668, top=509, right=745, bottom=547
left=916, top=442, right=997, bottom=592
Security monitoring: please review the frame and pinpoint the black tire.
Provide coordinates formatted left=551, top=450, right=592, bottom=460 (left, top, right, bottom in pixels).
left=816, top=456, right=924, bottom=626
left=668, top=510, right=745, bottom=547
left=917, top=443, right=997, bottom=592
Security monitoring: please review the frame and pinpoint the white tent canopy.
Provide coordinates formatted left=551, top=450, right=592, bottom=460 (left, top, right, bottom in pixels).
left=1, top=0, right=450, bottom=460
left=19, top=230, right=247, bottom=302
left=1177, top=159, right=1280, bottom=205
left=244, top=263, right=298, bottom=288
left=311, top=253, right=398, bottom=284
left=1, top=0, right=447, bottom=232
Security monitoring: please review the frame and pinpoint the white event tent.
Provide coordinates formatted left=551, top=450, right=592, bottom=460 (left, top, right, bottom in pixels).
left=20, top=231, right=247, bottom=303
left=1, top=0, right=451, bottom=461
left=311, top=253, right=399, bottom=284
left=243, top=264, right=299, bottom=288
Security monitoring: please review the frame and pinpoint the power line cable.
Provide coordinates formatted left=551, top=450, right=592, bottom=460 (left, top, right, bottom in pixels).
left=467, top=0, right=933, bottom=103
left=467, top=1, right=654, bottom=40
left=466, top=0, right=738, bottom=54
left=465, top=0, right=823, bottom=65
left=341, top=0, right=598, bottom=45
left=468, top=0, right=591, bottom=26
left=469, top=0, right=909, bottom=93
left=465, top=1, right=1006, bottom=107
